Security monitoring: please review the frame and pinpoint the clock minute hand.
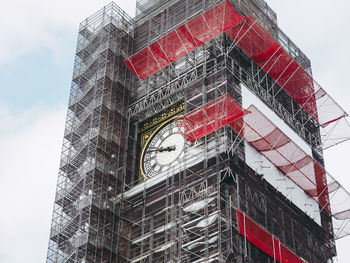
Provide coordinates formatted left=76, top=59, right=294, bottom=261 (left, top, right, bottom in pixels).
left=147, top=146, right=176, bottom=153
left=161, top=146, right=176, bottom=152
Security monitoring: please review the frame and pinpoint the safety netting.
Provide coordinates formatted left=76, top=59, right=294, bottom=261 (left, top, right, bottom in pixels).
left=226, top=17, right=317, bottom=123
left=312, top=88, right=350, bottom=149
left=125, top=0, right=350, bottom=149
left=232, top=105, right=350, bottom=239
left=225, top=18, right=350, bottom=149
left=124, top=0, right=246, bottom=79
left=177, top=96, right=350, bottom=239
left=236, top=209, right=309, bottom=263
left=175, top=94, right=249, bottom=142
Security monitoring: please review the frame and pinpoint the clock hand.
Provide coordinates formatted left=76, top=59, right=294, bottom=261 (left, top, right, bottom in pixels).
left=147, top=146, right=176, bottom=153
left=160, top=146, right=176, bottom=152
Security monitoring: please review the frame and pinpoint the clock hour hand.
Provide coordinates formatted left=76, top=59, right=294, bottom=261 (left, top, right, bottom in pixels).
left=147, top=146, right=176, bottom=153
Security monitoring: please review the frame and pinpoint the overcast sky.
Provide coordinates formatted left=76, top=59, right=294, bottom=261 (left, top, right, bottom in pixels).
left=0, top=0, right=349, bottom=262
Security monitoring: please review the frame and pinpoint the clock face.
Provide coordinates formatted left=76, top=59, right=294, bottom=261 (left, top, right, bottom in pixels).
left=141, top=119, right=186, bottom=178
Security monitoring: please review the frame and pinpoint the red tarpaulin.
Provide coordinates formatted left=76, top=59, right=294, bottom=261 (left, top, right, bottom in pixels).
left=178, top=99, right=350, bottom=239
left=226, top=16, right=318, bottom=123
left=231, top=105, right=350, bottom=239
left=231, top=105, right=331, bottom=213
left=125, top=0, right=246, bottom=79
left=125, top=0, right=350, bottom=138
left=236, top=209, right=308, bottom=263
left=175, top=94, right=249, bottom=142
left=225, top=15, right=349, bottom=133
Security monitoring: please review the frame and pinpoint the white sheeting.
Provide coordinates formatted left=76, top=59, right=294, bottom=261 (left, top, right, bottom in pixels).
left=183, top=197, right=216, bottom=213
left=241, top=84, right=322, bottom=226
left=133, top=222, right=175, bottom=243
left=192, top=252, right=219, bottom=263
left=195, top=214, right=218, bottom=228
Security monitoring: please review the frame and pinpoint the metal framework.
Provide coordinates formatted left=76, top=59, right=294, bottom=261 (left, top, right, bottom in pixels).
left=47, top=0, right=350, bottom=262
left=47, top=3, right=135, bottom=262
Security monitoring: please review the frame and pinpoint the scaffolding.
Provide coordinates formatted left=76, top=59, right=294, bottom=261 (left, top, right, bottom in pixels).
left=47, top=3, right=134, bottom=263
left=123, top=0, right=350, bottom=261
left=47, top=0, right=350, bottom=262
left=126, top=0, right=350, bottom=151
left=179, top=100, right=350, bottom=239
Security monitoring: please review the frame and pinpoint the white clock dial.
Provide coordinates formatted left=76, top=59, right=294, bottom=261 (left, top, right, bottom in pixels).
left=141, top=118, right=186, bottom=178
left=156, top=133, right=184, bottom=165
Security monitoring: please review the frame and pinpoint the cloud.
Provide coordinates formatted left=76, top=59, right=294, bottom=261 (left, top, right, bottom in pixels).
left=267, top=0, right=350, bottom=106
left=0, top=104, right=66, bottom=263
left=0, top=0, right=136, bottom=67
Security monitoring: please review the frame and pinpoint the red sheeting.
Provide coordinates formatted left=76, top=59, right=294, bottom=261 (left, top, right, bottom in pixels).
left=125, top=0, right=350, bottom=134
left=125, top=0, right=349, bottom=131
left=178, top=100, right=350, bottom=239
left=236, top=209, right=308, bottom=263
left=231, top=105, right=350, bottom=239
left=225, top=16, right=349, bottom=130
left=175, top=94, right=249, bottom=142
left=124, top=0, right=246, bottom=79
left=226, top=16, right=318, bottom=123
left=230, top=105, right=332, bottom=213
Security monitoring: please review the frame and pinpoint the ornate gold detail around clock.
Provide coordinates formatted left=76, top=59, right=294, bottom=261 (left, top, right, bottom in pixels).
left=138, top=101, right=183, bottom=134
left=140, top=115, right=185, bottom=179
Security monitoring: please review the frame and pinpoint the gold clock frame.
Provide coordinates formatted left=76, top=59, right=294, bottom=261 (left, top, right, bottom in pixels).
left=139, top=115, right=182, bottom=179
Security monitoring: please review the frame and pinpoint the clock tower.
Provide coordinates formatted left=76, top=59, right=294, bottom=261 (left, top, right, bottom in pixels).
left=47, top=0, right=350, bottom=262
